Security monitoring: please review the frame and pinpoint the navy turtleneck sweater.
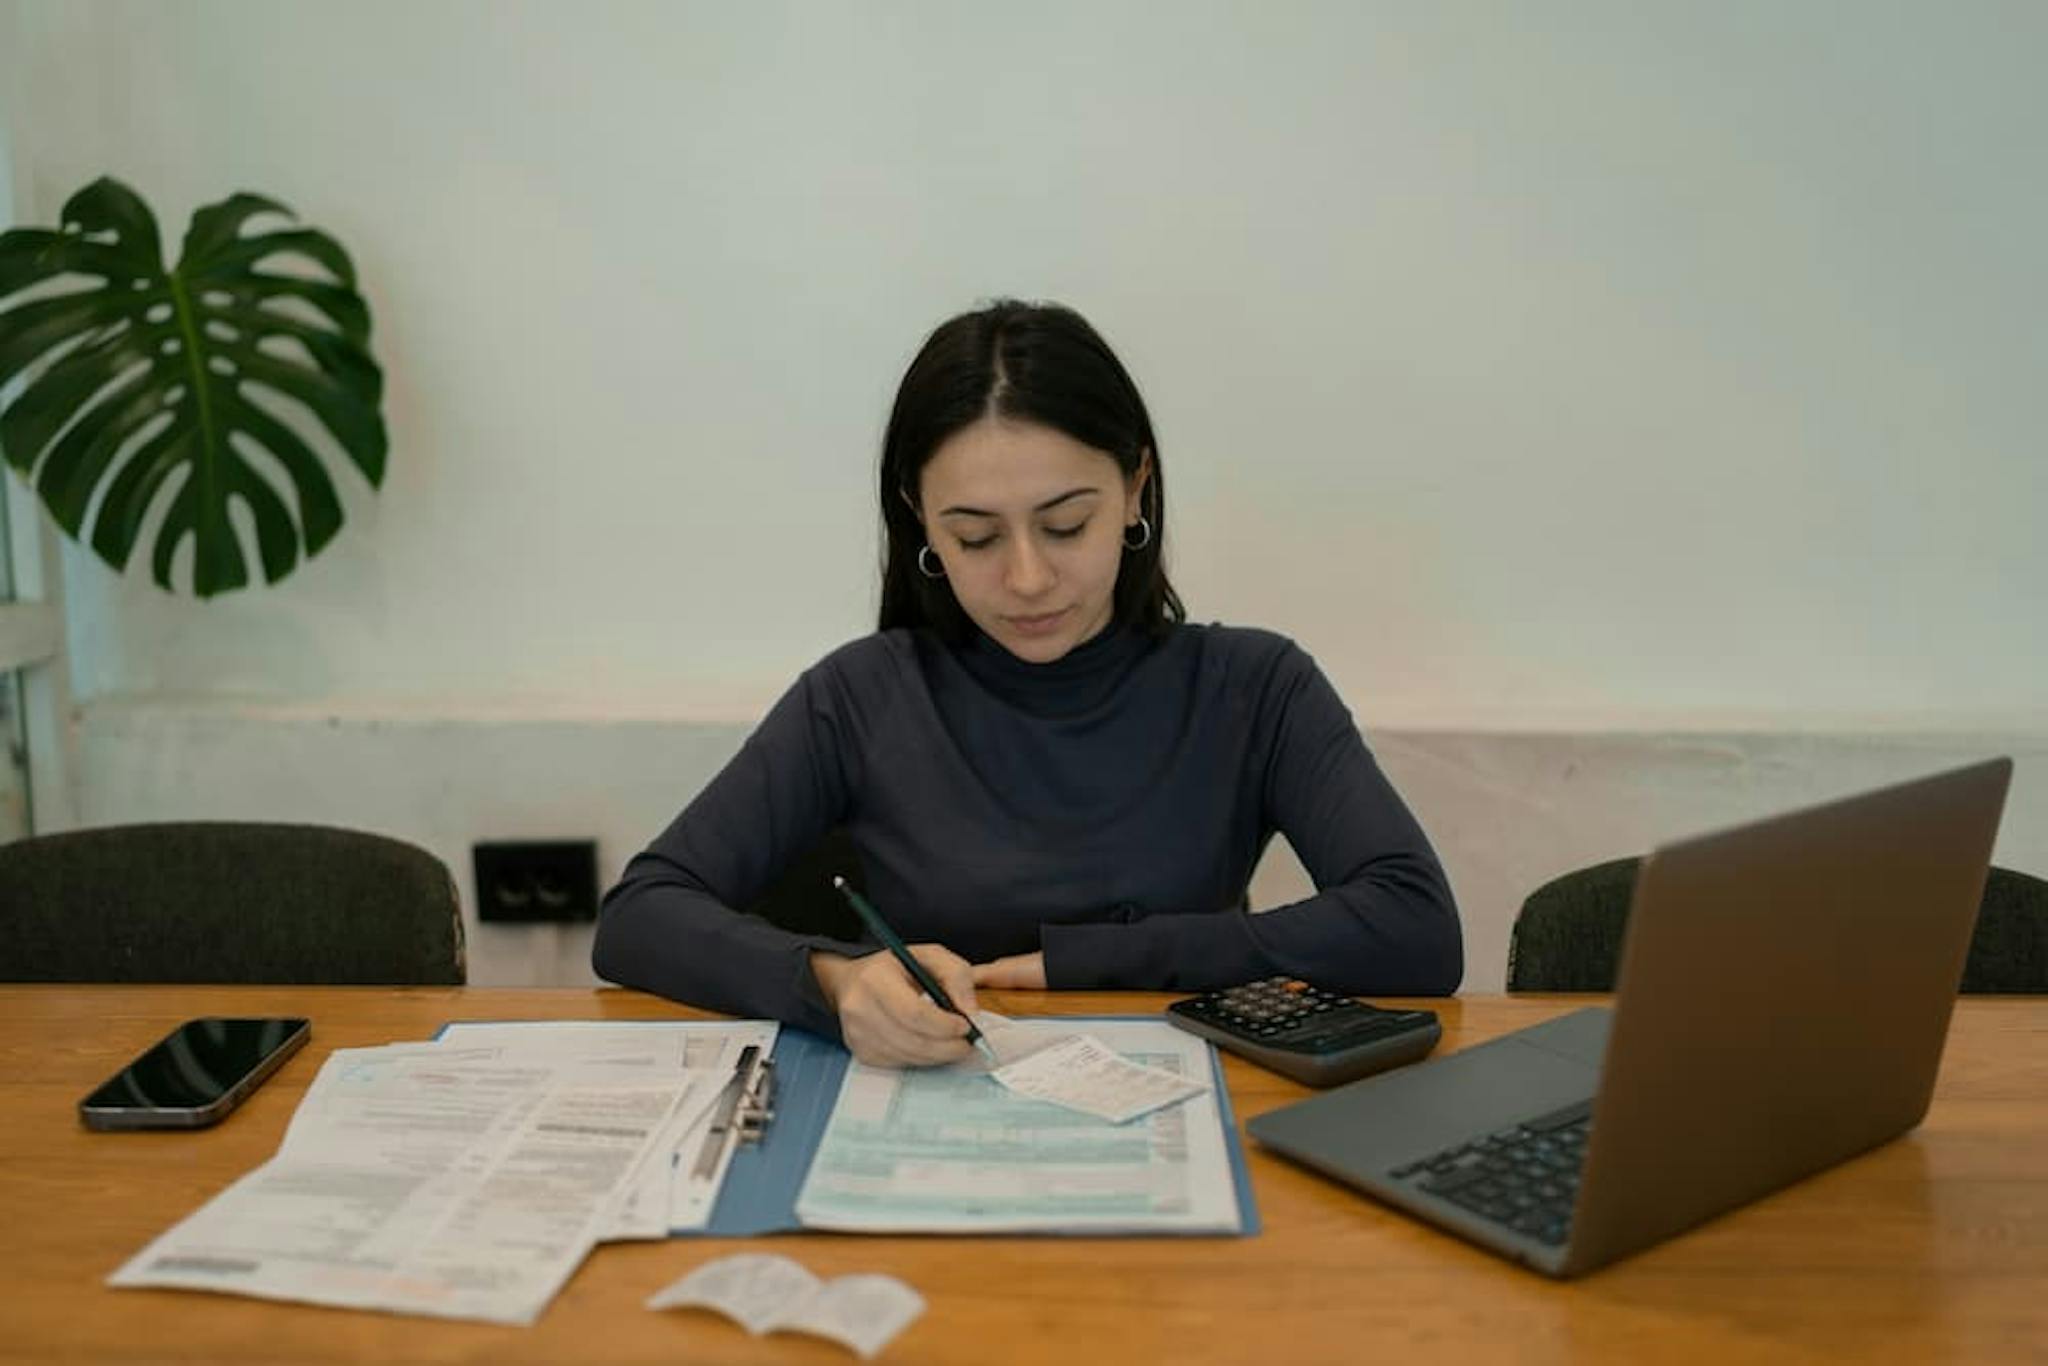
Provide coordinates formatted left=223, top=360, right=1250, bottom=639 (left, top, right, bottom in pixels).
left=593, top=623, right=1462, bottom=1039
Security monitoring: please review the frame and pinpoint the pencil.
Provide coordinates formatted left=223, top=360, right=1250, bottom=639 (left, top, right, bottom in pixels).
left=832, top=876, right=1000, bottom=1065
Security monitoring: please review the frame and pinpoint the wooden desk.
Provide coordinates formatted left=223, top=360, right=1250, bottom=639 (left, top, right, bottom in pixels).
left=1, top=987, right=2043, bottom=1364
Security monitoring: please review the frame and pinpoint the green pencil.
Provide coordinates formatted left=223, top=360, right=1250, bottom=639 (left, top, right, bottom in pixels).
left=832, top=876, right=1000, bottom=1065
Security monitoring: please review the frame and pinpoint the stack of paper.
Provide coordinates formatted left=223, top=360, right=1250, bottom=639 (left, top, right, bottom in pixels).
left=109, top=1014, right=1243, bottom=1324
left=109, top=1021, right=777, bottom=1325
left=432, top=1020, right=778, bottom=1238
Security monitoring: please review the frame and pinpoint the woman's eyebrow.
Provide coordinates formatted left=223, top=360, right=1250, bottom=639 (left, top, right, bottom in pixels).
left=938, top=487, right=1103, bottom=518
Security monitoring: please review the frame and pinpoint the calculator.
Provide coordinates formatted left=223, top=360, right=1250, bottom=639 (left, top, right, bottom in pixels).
left=1165, top=977, right=1442, bottom=1087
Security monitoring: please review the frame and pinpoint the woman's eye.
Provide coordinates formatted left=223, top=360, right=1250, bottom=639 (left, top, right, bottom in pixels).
left=956, top=521, right=1084, bottom=550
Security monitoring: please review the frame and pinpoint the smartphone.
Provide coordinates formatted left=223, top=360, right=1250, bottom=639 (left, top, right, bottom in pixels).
left=79, top=1017, right=312, bottom=1131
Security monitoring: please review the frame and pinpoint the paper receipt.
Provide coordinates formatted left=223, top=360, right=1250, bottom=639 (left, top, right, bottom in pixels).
left=647, top=1253, right=924, bottom=1359
left=989, top=1033, right=1210, bottom=1124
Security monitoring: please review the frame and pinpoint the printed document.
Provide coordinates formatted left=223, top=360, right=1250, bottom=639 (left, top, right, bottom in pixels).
left=109, top=1043, right=690, bottom=1325
left=434, top=1019, right=778, bottom=1236
left=793, top=1017, right=1240, bottom=1234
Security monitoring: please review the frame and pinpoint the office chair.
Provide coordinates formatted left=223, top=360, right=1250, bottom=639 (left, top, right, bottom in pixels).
left=0, top=821, right=466, bottom=984
left=1507, top=858, right=2048, bottom=994
left=742, top=826, right=866, bottom=940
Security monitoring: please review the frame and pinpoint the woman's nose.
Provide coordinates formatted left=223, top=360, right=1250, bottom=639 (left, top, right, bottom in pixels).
left=1004, top=538, right=1055, bottom=596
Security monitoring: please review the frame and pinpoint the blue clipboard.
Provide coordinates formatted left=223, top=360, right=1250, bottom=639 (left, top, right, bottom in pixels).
left=433, top=1016, right=1261, bottom=1238
left=702, top=1016, right=1261, bottom=1238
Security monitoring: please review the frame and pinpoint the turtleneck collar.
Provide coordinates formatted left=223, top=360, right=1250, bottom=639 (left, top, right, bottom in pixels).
left=950, top=618, right=1153, bottom=718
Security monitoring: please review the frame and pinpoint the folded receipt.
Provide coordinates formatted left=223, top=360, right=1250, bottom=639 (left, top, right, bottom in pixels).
left=989, top=1032, right=1209, bottom=1124
left=648, top=1253, right=923, bottom=1359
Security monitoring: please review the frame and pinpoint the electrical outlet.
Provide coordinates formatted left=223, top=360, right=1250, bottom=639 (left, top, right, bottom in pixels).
left=473, top=840, right=599, bottom=923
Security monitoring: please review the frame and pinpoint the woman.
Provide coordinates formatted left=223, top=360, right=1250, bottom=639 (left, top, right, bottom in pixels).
left=593, top=300, right=1461, bottom=1065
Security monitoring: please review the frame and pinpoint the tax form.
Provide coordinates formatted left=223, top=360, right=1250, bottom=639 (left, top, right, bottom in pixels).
left=109, top=1043, right=693, bottom=1325
left=792, top=1017, right=1242, bottom=1234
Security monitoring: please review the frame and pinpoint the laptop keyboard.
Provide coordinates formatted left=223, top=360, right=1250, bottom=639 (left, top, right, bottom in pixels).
left=1387, top=1099, right=1592, bottom=1247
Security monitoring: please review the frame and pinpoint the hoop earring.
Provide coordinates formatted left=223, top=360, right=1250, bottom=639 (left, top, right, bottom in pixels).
left=1122, top=516, right=1153, bottom=552
left=917, top=544, right=946, bottom=579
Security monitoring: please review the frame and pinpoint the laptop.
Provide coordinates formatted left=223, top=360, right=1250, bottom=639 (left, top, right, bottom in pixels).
left=1248, top=757, right=2013, bottom=1278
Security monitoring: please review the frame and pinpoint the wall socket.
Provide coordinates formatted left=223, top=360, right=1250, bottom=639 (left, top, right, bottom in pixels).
left=473, top=840, right=600, bottom=923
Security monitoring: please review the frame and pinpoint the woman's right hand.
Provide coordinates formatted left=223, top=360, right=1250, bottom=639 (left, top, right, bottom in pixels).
left=811, top=945, right=980, bottom=1068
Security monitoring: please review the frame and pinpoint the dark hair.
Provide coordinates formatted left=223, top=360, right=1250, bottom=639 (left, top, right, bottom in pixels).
left=877, top=300, right=1184, bottom=641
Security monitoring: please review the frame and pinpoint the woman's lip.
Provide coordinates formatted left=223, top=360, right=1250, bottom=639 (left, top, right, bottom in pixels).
left=1006, top=608, right=1069, bottom=634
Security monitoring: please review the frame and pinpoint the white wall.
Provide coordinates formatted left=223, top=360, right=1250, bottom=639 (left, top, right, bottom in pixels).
left=6, top=1, right=2042, bottom=723
left=5, top=3, right=2044, bottom=986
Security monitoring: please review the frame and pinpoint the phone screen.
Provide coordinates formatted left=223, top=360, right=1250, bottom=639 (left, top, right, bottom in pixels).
left=83, top=1017, right=309, bottom=1112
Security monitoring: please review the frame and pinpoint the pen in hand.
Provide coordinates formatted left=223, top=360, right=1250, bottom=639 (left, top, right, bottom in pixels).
left=832, top=876, right=1001, bottom=1066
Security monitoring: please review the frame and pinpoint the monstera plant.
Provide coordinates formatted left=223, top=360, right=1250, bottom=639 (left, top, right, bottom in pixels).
left=0, top=177, right=385, bottom=597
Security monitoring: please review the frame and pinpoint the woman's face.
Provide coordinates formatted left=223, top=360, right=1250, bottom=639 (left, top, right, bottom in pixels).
left=914, top=418, right=1149, bottom=664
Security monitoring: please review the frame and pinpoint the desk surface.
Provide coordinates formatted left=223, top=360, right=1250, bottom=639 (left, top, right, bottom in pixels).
left=2, top=986, right=2043, bottom=1365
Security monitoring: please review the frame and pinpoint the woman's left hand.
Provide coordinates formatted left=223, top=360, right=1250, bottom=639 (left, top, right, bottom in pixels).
left=972, top=952, right=1046, bottom=990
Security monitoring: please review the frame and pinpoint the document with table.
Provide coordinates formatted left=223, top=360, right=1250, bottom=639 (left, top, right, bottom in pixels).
left=108, top=1013, right=1256, bottom=1326
left=797, top=1016, right=1242, bottom=1234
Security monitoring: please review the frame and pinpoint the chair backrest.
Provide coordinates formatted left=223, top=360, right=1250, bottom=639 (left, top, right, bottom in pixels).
left=1962, top=866, right=2048, bottom=992
left=0, top=821, right=465, bottom=984
left=1507, top=857, right=2048, bottom=995
left=1504, top=856, right=1642, bottom=992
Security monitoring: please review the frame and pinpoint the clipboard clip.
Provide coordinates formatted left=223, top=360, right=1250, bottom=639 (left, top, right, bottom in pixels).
left=690, top=1044, right=776, bottom=1181
left=736, top=1056, right=776, bottom=1141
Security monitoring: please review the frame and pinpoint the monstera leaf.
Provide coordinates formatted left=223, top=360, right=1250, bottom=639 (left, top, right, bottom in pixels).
left=0, top=177, right=385, bottom=597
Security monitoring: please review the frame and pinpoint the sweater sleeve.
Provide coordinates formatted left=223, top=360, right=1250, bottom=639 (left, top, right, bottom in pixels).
left=590, top=664, right=873, bottom=1038
left=1040, top=641, right=1463, bottom=995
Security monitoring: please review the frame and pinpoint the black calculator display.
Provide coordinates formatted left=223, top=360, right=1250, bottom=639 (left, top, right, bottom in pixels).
left=1166, top=977, right=1441, bottom=1087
